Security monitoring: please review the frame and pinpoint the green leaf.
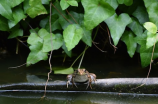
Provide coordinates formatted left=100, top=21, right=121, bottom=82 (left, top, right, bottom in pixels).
left=26, top=0, right=47, bottom=18
left=143, top=22, right=157, bottom=34
left=0, top=15, right=9, bottom=31
left=27, top=33, right=43, bottom=45
left=54, top=67, right=74, bottom=74
left=52, top=1, right=66, bottom=16
left=0, top=2, right=14, bottom=20
left=81, top=0, right=115, bottom=30
left=105, top=13, right=132, bottom=46
left=117, top=0, right=133, bottom=6
left=128, top=18, right=143, bottom=36
left=105, top=0, right=119, bottom=10
left=41, top=0, right=49, bottom=4
left=60, top=0, right=69, bottom=10
left=4, top=0, right=24, bottom=8
left=146, top=31, right=158, bottom=49
left=143, top=0, right=158, bottom=27
left=23, top=0, right=30, bottom=13
left=81, top=27, right=92, bottom=46
left=27, top=42, right=48, bottom=66
left=121, top=31, right=137, bottom=57
left=63, top=24, right=83, bottom=51
left=8, top=5, right=26, bottom=28
left=67, top=0, right=78, bottom=6
left=43, top=33, right=63, bottom=52
left=38, top=28, right=50, bottom=38
left=135, top=31, right=158, bottom=67
left=60, top=0, right=78, bottom=10
left=8, top=29, right=23, bottom=39
left=45, top=14, right=62, bottom=31
left=132, top=6, right=149, bottom=24
left=62, top=43, right=72, bottom=57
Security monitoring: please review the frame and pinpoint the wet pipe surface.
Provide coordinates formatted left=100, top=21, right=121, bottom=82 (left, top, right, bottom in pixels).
left=0, top=78, right=158, bottom=94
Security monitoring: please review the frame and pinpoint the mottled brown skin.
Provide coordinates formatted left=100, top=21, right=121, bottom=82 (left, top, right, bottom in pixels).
left=67, top=69, right=96, bottom=89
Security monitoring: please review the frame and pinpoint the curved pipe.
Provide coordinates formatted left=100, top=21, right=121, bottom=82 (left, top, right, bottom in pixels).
left=0, top=78, right=158, bottom=94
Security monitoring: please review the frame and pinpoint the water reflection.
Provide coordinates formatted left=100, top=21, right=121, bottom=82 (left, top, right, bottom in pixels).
left=0, top=90, right=158, bottom=104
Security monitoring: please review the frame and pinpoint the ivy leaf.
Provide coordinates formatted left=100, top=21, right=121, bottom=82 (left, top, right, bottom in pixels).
left=52, top=1, right=66, bottom=16
left=117, top=0, right=133, bottom=6
left=143, top=22, right=157, bottom=34
left=67, top=0, right=78, bottom=6
left=135, top=31, right=158, bottom=67
left=43, top=33, right=63, bottom=52
left=81, top=0, right=115, bottom=30
left=8, top=5, right=26, bottom=28
left=26, top=0, right=47, bottom=18
left=105, top=13, right=132, bottom=46
left=23, top=0, right=30, bottom=13
left=81, top=27, right=92, bottom=47
left=63, top=24, right=83, bottom=51
left=0, top=2, right=14, bottom=20
left=27, top=42, right=48, bottom=66
left=60, top=0, right=69, bottom=10
left=132, top=6, right=149, bottom=24
left=0, top=16, right=9, bottom=31
left=128, top=18, right=143, bottom=36
left=45, top=14, right=62, bottom=31
left=27, top=33, right=43, bottom=45
left=62, top=43, right=72, bottom=57
left=105, top=0, right=119, bottom=10
left=121, top=31, right=137, bottom=57
left=38, top=28, right=50, bottom=38
left=8, top=29, right=23, bottom=39
left=4, top=0, right=24, bottom=8
left=60, top=0, right=78, bottom=10
left=54, top=67, right=74, bottom=74
left=146, top=31, right=158, bottom=49
left=143, top=0, right=158, bottom=27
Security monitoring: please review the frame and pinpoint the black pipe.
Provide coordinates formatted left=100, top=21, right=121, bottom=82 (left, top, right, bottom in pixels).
left=0, top=78, right=158, bottom=94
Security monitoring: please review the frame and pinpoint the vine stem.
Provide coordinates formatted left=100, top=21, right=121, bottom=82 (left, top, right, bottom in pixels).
left=78, top=46, right=87, bottom=69
left=43, top=2, right=53, bottom=97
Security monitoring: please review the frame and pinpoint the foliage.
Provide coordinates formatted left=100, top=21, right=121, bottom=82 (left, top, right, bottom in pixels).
left=1, top=0, right=158, bottom=73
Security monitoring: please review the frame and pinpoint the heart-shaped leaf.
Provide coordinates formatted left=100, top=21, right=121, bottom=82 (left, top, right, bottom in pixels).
left=63, top=24, right=83, bottom=51
left=81, top=0, right=115, bottom=30
left=143, top=22, right=157, bottom=34
left=121, top=31, right=137, bottom=57
left=105, top=13, right=132, bottom=46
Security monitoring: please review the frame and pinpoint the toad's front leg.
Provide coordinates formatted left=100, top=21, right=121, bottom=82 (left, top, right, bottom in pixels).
left=67, top=74, right=72, bottom=88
